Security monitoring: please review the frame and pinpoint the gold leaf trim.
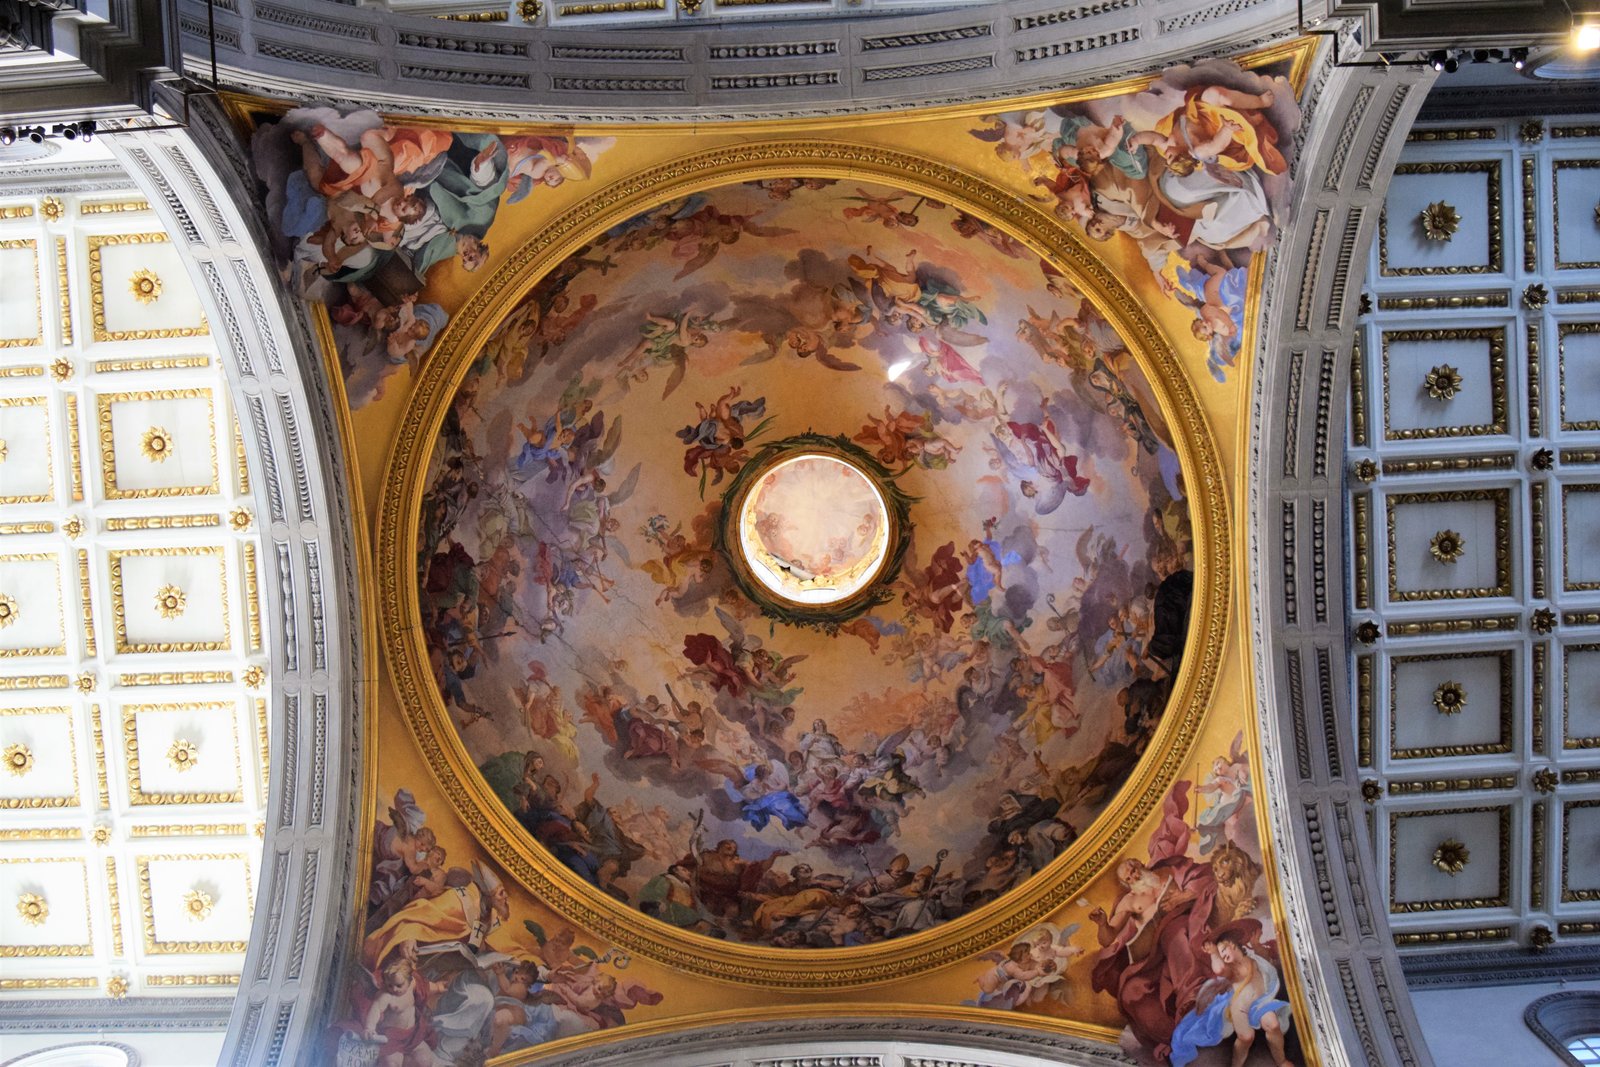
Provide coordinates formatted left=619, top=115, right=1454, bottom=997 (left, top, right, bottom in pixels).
left=370, top=140, right=1231, bottom=988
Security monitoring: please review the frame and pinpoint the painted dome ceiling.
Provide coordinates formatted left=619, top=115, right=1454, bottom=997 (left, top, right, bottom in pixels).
left=413, top=177, right=1195, bottom=948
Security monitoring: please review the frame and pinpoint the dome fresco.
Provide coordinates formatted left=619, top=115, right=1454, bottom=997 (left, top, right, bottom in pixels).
left=414, top=177, right=1195, bottom=948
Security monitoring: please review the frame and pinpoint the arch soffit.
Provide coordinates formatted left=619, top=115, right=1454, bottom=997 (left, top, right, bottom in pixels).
left=101, top=95, right=371, bottom=1067
left=1248, top=28, right=1442, bottom=1067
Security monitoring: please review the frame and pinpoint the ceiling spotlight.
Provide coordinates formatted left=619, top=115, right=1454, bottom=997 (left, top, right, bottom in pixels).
left=53, top=123, right=77, bottom=141
left=1472, top=48, right=1489, bottom=63
left=0, top=128, right=14, bottom=147
left=77, top=120, right=94, bottom=142
left=1511, top=46, right=1529, bottom=68
left=25, top=126, right=44, bottom=144
left=1429, top=49, right=1448, bottom=71
left=1576, top=23, right=1600, bottom=51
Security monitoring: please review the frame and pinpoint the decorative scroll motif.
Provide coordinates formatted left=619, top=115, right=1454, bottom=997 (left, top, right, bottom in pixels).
left=1431, top=838, right=1470, bottom=876
left=1420, top=200, right=1460, bottom=242
left=0, top=594, right=16, bottom=629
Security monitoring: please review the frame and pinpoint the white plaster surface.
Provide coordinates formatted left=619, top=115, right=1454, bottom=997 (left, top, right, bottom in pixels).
left=1411, top=979, right=1600, bottom=1066
left=0, top=1031, right=224, bottom=1066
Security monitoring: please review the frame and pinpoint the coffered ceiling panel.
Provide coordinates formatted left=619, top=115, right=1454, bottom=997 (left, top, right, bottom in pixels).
left=1380, top=159, right=1505, bottom=278
left=1389, top=650, right=1514, bottom=761
left=0, top=238, right=43, bottom=349
left=1561, top=484, right=1600, bottom=591
left=1384, top=488, right=1514, bottom=602
left=1381, top=326, right=1509, bottom=441
left=108, top=547, right=232, bottom=655
left=1558, top=322, right=1600, bottom=432
left=0, top=396, right=54, bottom=503
left=1352, top=119, right=1600, bottom=960
left=0, top=857, right=93, bottom=957
left=120, top=701, right=244, bottom=807
left=1561, top=800, right=1600, bottom=903
left=84, top=235, right=208, bottom=344
left=95, top=390, right=220, bottom=500
left=136, top=853, right=252, bottom=956
left=1552, top=159, right=1600, bottom=271
left=0, top=705, right=79, bottom=809
left=1389, top=804, right=1514, bottom=914
left=0, top=184, right=268, bottom=1003
left=0, top=552, right=66, bottom=656
left=1561, top=644, right=1600, bottom=750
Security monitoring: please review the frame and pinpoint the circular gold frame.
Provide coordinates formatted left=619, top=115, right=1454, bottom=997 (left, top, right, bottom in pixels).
left=718, top=433, right=913, bottom=627
left=375, top=141, right=1231, bottom=988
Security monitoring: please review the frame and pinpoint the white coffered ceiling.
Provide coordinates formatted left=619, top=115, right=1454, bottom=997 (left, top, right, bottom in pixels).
left=0, top=176, right=268, bottom=1004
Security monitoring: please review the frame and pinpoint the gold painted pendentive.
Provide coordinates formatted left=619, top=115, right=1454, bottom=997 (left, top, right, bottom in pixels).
left=372, top=142, right=1232, bottom=989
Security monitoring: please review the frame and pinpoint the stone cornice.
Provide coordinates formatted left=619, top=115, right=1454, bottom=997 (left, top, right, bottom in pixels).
left=174, top=0, right=1301, bottom=119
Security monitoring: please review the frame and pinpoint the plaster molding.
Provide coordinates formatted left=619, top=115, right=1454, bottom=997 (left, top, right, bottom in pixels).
left=519, top=1017, right=1139, bottom=1067
left=0, top=1041, right=143, bottom=1067
left=170, top=0, right=1303, bottom=120
left=0, top=998, right=229, bottom=1034
left=1247, top=28, right=1440, bottom=1067
left=1405, top=944, right=1600, bottom=988
left=92, top=96, right=369, bottom=1067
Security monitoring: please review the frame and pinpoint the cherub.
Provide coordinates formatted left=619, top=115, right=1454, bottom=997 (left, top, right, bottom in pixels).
left=949, top=211, right=1028, bottom=258
left=361, top=953, right=433, bottom=1067
left=970, top=111, right=1053, bottom=171
left=640, top=516, right=712, bottom=604
left=841, top=188, right=927, bottom=228
left=677, top=386, right=770, bottom=486
left=616, top=311, right=720, bottom=397
left=666, top=204, right=795, bottom=279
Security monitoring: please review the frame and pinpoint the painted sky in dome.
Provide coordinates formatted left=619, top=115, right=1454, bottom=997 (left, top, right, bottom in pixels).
left=413, top=177, right=1195, bottom=950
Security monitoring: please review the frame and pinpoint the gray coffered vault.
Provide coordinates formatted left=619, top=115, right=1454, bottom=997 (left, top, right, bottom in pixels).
left=1346, top=116, right=1600, bottom=970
